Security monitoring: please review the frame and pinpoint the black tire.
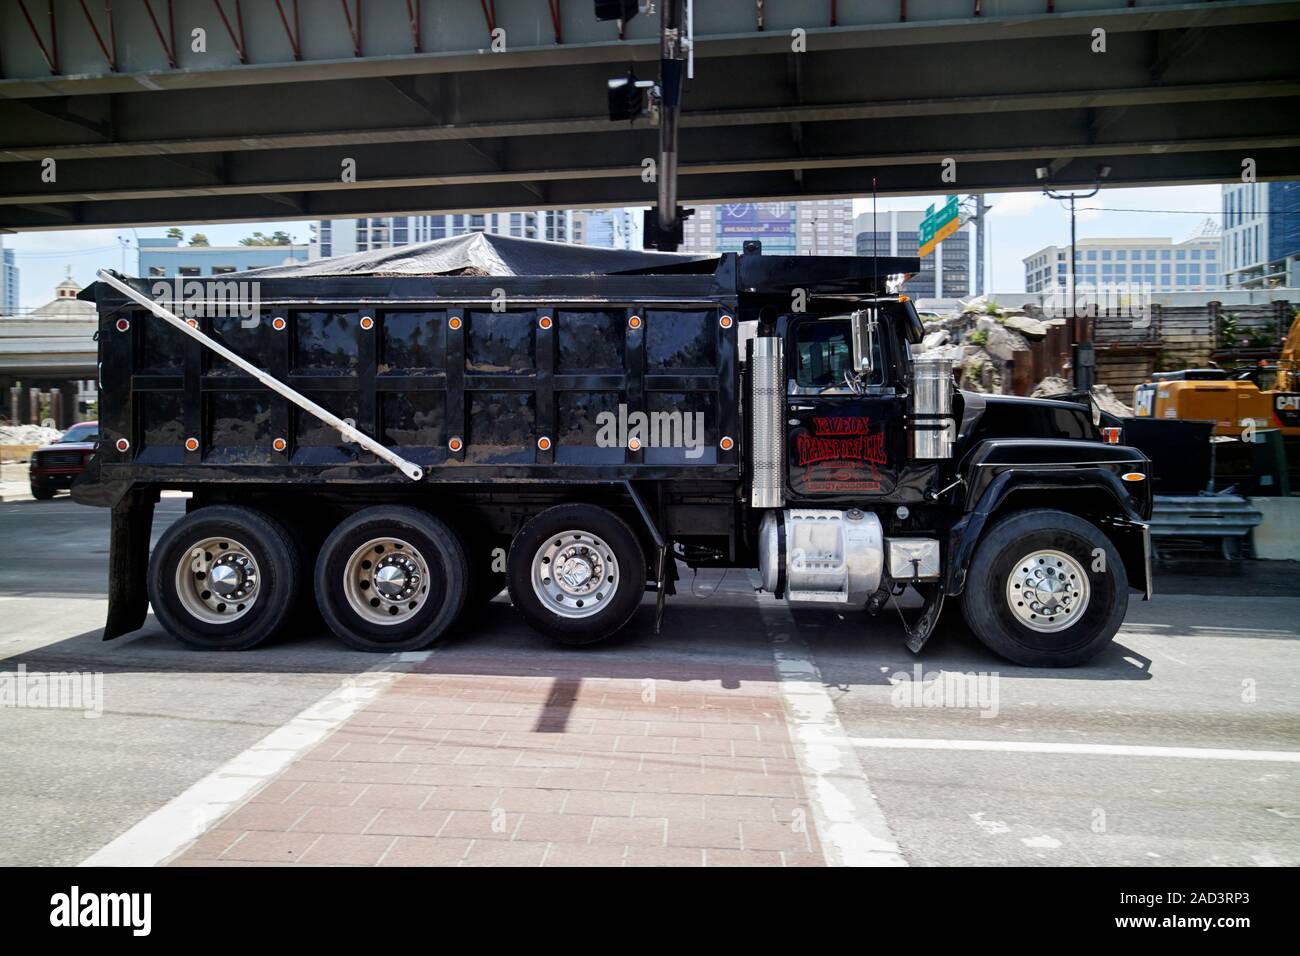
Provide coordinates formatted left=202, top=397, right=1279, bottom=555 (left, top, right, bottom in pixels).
left=961, top=509, right=1128, bottom=667
left=314, top=506, right=468, bottom=652
left=506, top=504, right=646, bottom=646
left=147, top=505, right=300, bottom=651
left=30, top=480, right=56, bottom=500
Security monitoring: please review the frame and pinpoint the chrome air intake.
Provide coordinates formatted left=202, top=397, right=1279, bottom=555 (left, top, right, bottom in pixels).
left=749, top=335, right=785, bottom=508
left=910, top=357, right=954, bottom=459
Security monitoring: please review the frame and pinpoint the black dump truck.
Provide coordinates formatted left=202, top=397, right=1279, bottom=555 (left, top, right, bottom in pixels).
left=75, top=235, right=1152, bottom=667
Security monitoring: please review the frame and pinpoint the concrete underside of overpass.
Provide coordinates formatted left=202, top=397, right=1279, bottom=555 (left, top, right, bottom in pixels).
left=0, top=0, right=1297, bottom=231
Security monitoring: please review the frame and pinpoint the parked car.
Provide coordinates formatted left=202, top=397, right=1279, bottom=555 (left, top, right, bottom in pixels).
left=29, top=421, right=98, bottom=499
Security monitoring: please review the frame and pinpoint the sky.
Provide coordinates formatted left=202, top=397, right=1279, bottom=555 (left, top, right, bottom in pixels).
left=0, top=184, right=1224, bottom=312
left=851, top=183, right=1223, bottom=294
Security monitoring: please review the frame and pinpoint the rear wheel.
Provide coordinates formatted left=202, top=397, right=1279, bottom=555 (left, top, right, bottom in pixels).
left=506, top=504, right=646, bottom=646
left=960, top=509, right=1128, bottom=667
left=314, top=506, right=468, bottom=652
left=147, top=505, right=300, bottom=650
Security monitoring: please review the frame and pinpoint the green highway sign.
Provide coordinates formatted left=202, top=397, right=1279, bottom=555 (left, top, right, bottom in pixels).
left=918, top=195, right=961, bottom=258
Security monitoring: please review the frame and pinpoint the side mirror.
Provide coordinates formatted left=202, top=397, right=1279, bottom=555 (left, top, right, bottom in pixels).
left=849, top=308, right=877, bottom=379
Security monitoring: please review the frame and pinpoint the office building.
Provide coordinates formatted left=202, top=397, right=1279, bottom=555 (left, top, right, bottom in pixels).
left=0, top=241, right=17, bottom=316
left=854, top=209, right=972, bottom=299
left=1023, top=235, right=1221, bottom=294
left=316, top=209, right=634, bottom=259
left=1222, top=181, right=1300, bottom=289
left=138, top=237, right=309, bottom=277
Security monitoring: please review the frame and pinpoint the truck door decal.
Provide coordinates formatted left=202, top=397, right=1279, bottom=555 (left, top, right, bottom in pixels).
left=795, top=416, right=887, bottom=468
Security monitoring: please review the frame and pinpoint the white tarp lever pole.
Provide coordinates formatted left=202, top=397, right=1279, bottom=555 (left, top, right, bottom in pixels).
left=97, top=270, right=424, bottom=482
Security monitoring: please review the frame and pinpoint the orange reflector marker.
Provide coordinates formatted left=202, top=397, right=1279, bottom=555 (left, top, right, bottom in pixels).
left=719, top=436, right=734, bottom=451
left=185, top=318, right=198, bottom=328
left=1122, top=472, right=1146, bottom=482
left=538, top=316, right=553, bottom=330
left=273, top=437, right=287, bottom=452
left=899, top=295, right=910, bottom=302
left=628, top=315, right=642, bottom=330
left=272, top=317, right=286, bottom=331
left=720, top=315, right=733, bottom=329
left=448, top=436, right=463, bottom=452
left=537, top=436, right=551, bottom=450
left=449, top=316, right=463, bottom=331
left=185, top=437, right=199, bottom=452
left=360, top=316, right=374, bottom=330
left=628, top=437, right=641, bottom=451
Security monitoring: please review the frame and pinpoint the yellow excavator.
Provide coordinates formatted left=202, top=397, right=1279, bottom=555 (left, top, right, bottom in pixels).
left=1133, top=310, right=1300, bottom=437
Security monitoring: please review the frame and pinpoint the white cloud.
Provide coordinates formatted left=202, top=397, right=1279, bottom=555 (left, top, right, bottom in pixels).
left=988, top=190, right=1049, bottom=218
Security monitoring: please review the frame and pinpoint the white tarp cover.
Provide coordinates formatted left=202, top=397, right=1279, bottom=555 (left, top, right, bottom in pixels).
left=234, top=232, right=714, bottom=278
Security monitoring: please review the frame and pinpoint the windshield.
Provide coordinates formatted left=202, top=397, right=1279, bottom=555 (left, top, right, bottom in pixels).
left=59, top=424, right=98, bottom=443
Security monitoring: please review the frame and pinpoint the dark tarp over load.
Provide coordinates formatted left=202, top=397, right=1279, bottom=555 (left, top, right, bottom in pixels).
left=232, top=232, right=716, bottom=279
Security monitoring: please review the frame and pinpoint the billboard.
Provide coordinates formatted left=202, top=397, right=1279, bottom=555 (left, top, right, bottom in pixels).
left=716, top=202, right=797, bottom=254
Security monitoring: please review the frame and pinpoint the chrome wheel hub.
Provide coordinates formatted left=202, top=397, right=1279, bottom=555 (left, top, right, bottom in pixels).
left=175, top=536, right=260, bottom=624
left=343, top=537, right=430, bottom=626
left=531, top=530, right=619, bottom=619
left=1006, top=549, right=1090, bottom=633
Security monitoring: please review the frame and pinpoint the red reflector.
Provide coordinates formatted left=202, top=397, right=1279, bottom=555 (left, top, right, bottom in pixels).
left=1101, top=427, right=1121, bottom=444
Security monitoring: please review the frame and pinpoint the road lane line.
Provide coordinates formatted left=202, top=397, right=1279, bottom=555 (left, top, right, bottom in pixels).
left=758, top=599, right=907, bottom=868
left=80, top=651, right=431, bottom=867
left=849, top=737, right=1300, bottom=763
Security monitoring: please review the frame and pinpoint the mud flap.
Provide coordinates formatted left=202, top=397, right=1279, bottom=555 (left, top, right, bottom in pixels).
left=103, top=488, right=157, bottom=641
left=895, top=582, right=947, bottom=654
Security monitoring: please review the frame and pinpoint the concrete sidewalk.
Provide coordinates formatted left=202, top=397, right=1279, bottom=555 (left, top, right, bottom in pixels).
left=170, top=655, right=822, bottom=867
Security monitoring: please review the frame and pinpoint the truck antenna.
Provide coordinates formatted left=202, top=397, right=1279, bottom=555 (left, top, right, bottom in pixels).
left=872, top=175, right=879, bottom=305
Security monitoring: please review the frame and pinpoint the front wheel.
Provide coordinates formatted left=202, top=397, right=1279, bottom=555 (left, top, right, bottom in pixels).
left=30, top=480, right=56, bottom=500
left=960, top=509, right=1128, bottom=667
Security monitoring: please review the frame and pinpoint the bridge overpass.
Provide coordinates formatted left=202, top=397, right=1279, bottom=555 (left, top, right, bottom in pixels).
left=1, top=0, right=1297, bottom=231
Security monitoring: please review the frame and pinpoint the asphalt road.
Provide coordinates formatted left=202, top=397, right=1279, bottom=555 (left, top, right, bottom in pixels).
left=1, top=493, right=1297, bottom=867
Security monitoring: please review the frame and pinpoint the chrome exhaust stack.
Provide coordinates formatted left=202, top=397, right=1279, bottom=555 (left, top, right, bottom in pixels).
left=749, top=335, right=785, bottom=509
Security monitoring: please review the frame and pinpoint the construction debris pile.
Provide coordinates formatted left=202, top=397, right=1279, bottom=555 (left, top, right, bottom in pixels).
left=0, top=424, right=62, bottom=446
left=914, top=296, right=1132, bottom=414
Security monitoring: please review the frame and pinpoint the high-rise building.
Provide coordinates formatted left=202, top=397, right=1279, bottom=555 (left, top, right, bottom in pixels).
left=1221, top=181, right=1300, bottom=289
left=679, top=200, right=855, bottom=257
left=854, top=209, right=972, bottom=299
left=316, top=209, right=634, bottom=259
left=0, top=241, right=18, bottom=316
left=1023, top=236, right=1221, bottom=294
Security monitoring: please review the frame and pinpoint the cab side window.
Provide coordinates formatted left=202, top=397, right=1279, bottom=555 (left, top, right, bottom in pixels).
left=792, top=319, right=883, bottom=392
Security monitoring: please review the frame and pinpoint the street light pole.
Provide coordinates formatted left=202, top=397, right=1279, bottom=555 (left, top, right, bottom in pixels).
left=1041, top=165, right=1110, bottom=391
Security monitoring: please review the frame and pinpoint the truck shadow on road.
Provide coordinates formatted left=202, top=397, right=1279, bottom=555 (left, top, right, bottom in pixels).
left=5, top=585, right=1153, bottom=692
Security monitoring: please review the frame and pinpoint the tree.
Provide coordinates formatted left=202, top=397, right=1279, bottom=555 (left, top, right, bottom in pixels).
left=166, top=227, right=184, bottom=240
left=240, top=230, right=293, bottom=246
left=188, top=233, right=210, bottom=246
